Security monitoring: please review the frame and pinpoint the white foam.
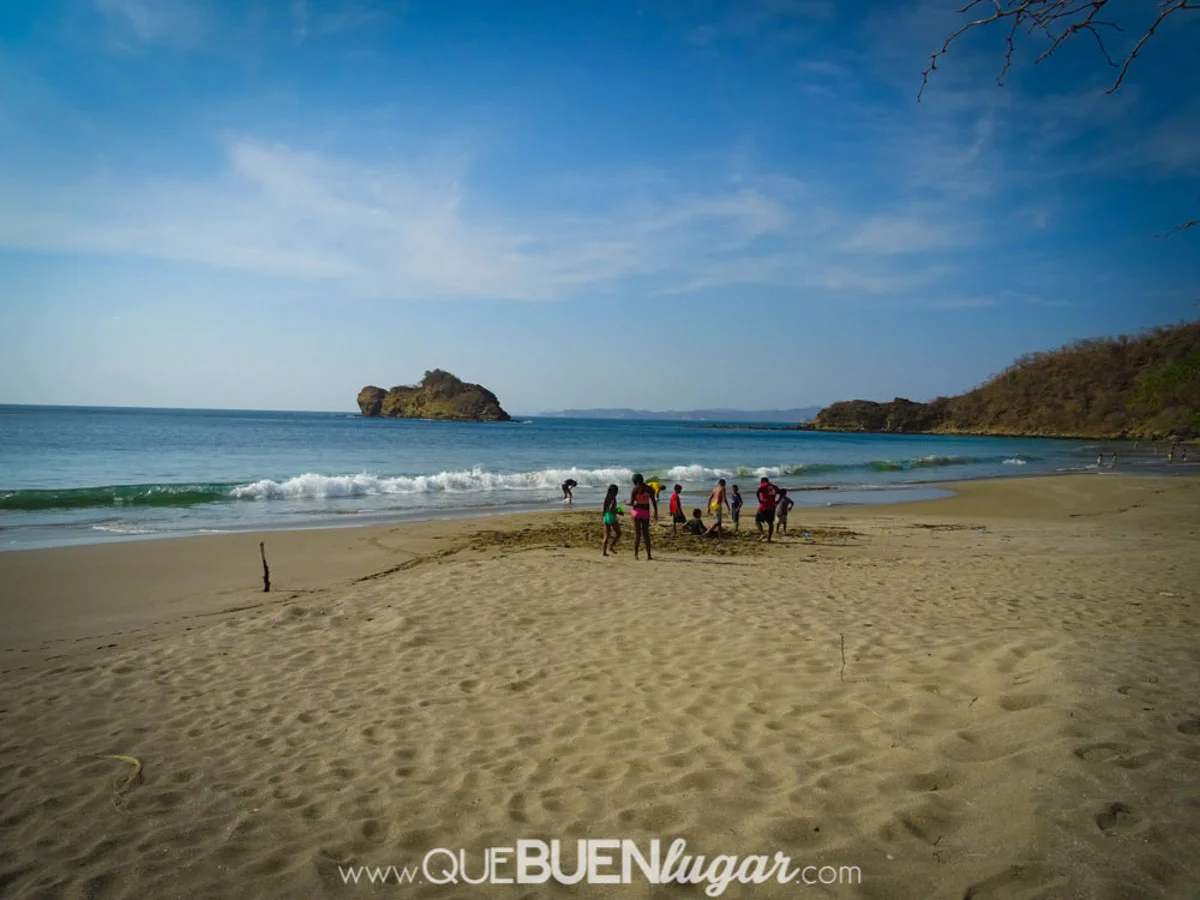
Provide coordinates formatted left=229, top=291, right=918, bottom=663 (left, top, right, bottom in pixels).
left=1003, top=458, right=1027, bottom=465
left=229, top=467, right=638, bottom=500
left=92, top=523, right=158, bottom=534
left=662, top=464, right=733, bottom=481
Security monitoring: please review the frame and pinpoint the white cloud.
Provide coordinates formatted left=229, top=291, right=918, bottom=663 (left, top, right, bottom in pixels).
left=0, top=135, right=970, bottom=302
left=841, top=215, right=972, bottom=255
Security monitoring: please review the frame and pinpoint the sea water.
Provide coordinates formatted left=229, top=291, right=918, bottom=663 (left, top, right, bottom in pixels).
left=0, top=405, right=1139, bottom=550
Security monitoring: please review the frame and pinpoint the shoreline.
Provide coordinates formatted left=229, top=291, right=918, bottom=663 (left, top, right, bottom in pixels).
left=0, top=481, right=957, bottom=554
left=7, top=461, right=1195, bottom=554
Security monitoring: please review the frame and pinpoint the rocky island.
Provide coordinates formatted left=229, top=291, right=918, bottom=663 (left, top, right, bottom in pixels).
left=357, top=370, right=511, bottom=422
left=808, top=322, right=1200, bottom=440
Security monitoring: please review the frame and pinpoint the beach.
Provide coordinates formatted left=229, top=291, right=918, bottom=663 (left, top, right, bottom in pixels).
left=2, top=473, right=1199, bottom=899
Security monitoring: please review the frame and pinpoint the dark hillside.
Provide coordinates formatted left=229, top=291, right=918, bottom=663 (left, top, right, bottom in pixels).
left=809, top=322, right=1200, bottom=439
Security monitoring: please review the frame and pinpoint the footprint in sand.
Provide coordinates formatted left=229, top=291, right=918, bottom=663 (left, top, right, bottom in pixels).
left=997, top=693, right=1047, bottom=712
left=1072, top=741, right=1159, bottom=770
left=1176, top=719, right=1200, bottom=735
left=1095, top=801, right=1147, bottom=836
left=962, top=863, right=1068, bottom=899
left=1073, top=742, right=1131, bottom=763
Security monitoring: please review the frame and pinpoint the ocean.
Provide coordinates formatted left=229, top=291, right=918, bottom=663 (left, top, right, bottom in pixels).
left=0, top=404, right=1139, bottom=550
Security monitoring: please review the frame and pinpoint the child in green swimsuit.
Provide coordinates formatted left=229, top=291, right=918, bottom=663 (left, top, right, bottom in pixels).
left=602, top=484, right=622, bottom=556
left=683, top=508, right=706, bottom=535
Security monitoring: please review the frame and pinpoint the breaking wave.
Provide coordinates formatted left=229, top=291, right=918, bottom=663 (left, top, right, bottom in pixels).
left=228, top=467, right=636, bottom=500
left=0, top=483, right=238, bottom=512
left=2, top=454, right=1036, bottom=513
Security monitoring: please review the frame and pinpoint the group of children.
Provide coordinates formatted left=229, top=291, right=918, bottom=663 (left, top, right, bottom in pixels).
left=600, top=475, right=796, bottom=558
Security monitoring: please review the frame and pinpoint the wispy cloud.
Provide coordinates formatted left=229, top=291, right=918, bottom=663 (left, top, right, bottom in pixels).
left=685, top=0, right=835, bottom=47
left=93, top=0, right=205, bottom=45
left=796, top=58, right=851, bottom=79
left=314, top=0, right=396, bottom=36
left=291, top=0, right=309, bottom=44
left=96, top=0, right=395, bottom=50
left=935, top=297, right=995, bottom=309
left=841, top=214, right=973, bottom=255
left=0, top=135, right=965, bottom=302
left=1144, top=107, right=1200, bottom=174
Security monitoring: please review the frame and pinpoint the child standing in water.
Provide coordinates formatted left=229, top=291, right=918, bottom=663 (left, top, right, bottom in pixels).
left=601, top=484, right=622, bottom=556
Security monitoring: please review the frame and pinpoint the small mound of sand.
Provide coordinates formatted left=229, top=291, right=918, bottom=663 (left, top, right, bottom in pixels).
left=469, top=511, right=858, bottom=557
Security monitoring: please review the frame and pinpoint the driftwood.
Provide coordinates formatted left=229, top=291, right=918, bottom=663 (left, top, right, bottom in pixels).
left=260, top=541, right=271, bottom=593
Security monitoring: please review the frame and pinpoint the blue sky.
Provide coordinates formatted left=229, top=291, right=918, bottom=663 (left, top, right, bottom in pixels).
left=0, top=0, right=1197, bottom=414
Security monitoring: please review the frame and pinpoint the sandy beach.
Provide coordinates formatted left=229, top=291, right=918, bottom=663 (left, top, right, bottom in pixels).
left=2, top=473, right=1199, bottom=899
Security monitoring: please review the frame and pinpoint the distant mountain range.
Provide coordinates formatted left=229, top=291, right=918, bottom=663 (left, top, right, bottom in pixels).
left=536, top=407, right=822, bottom=423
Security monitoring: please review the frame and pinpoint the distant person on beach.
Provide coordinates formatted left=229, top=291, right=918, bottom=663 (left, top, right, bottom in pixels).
left=668, top=484, right=686, bottom=533
left=683, top=508, right=707, bottom=535
left=755, top=477, right=779, bottom=542
left=561, top=479, right=578, bottom=503
left=629, top=474, right=657, bottom=560
left=707, top=478, right=730, bottom=536
left=601, top=484, right=622, bottom=556
left=775, top=488, right=794, bottom=534
left=730, top=485, right=743, bottom=531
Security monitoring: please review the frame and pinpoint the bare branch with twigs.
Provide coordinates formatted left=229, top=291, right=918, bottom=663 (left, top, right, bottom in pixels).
left=918, top=0, right=1198, bottom=236
left=918, top=0, right=1198, bottom=102
left=1156, top=219, right=1200, bottom=239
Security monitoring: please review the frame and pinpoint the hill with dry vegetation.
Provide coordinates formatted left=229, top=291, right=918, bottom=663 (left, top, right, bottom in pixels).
left=809, top=322, right=1200, bottom=439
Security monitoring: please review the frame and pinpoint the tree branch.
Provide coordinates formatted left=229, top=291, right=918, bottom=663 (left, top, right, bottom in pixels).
left=919, top=0, right=1198, bottom=102
left=1109, top=0, right=1195, bottom=94
left=1156, top=220, right=1200, bottom=239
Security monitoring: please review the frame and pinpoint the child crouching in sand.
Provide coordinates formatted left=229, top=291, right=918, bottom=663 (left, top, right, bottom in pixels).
left=602, top=484, right=623, bottom=556
left=683, top=508, right=707, bottom=535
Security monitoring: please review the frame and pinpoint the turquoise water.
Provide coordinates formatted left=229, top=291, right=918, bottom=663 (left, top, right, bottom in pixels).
left=0, top=405, right=1128, bottom=550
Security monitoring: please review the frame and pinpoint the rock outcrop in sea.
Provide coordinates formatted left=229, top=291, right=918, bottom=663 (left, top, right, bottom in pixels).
left=357, top=370, right=511, bottom=422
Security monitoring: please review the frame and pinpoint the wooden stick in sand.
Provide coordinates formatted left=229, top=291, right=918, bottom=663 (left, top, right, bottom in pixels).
left=260, top=541, right=271, bottom=593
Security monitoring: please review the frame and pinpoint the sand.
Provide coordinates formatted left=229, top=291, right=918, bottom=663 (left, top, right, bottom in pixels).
left=1, top=473, right=1199, bottom=899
